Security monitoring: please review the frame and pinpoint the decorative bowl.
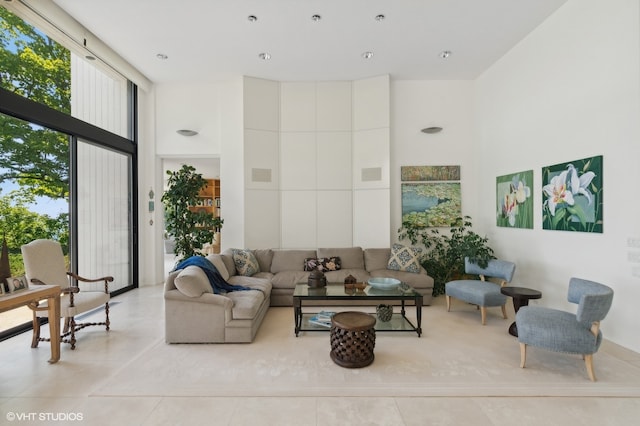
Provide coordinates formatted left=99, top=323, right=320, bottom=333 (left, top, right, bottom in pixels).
left=367, top=277, right=401, bottom=290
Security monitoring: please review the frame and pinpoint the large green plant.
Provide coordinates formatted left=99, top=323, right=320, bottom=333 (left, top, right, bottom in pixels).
left=161, top=165, right=223, bottom=263
left=398, top=216, right=495, bottom=296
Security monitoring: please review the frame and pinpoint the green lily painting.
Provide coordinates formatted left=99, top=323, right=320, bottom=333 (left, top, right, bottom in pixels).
left=496, top=170, right=533, bottom=229
left=542, top=155, right=603, bottom=233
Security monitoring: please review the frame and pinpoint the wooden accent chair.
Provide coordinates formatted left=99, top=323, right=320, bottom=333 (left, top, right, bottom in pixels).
left=516, top=277, right=614, bottom=381
left=21, top=239, right=113, bottom=350
left=445, top=258, right=516, bottom=325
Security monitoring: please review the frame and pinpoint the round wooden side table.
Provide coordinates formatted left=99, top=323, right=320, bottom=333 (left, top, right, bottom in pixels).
left=330, top=311, right=376, bottom=368
left=500, top=286, right=542, bottom=337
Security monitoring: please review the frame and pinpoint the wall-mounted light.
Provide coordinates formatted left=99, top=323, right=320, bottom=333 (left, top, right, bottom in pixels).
left=148, top=188, right=155, bottom=225
left=421, top=126, right=443, bottom=134
left=176, top=129, right=198, bottom=136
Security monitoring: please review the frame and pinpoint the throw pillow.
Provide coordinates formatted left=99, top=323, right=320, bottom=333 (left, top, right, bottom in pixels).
left=303, top=257, right=342, bottom=272
left=303, top=257, right=320, bottom=271
left=387, top=244, right=422, bottom=274
left=174, top=266, right=213, bottom=297
left=318, top=257, right=341, bottom=272
left=232, top=249, right=260, bottom=276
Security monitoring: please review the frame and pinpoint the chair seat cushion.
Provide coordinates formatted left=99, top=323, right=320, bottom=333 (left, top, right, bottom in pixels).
left=36, top=291, right=110, bottom=318
left=445, top=280, right=507, bottom=306
left=516, top=306, right=602, bottom=355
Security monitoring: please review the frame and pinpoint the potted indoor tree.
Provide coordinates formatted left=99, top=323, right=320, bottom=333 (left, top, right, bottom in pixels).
left=161, top=164, right=223, bottom=263
left=398, top=215, right=495, bottom=296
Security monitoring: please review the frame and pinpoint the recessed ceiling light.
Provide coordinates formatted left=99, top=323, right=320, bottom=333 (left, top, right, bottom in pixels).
left=362, top=51, right=374, bottom=59
left=375, top=14, right=385, bottom=21
left=247, top=15, right=257, bottom=22
left=258, top=52, right=271, bottom=60
left=156, top=53, right=168, bottom=60
left=439, top=50, right=452, bottom=59
left=311, top=14, right=322, bottom=22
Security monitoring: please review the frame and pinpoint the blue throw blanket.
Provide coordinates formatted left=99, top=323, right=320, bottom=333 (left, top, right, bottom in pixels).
left=173, top=256, right=251, bottom=294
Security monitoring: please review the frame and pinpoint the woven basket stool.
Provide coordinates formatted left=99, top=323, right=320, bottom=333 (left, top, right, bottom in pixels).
left=330, top=311, right=376, bottom=368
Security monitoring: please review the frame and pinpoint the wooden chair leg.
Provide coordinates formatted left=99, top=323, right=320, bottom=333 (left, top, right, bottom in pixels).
left=584, top=354, right=596, bottom=381
left=446, top=295, right=451, bottom=312
left=31, top=314, right=41, bottom=348
left=520, top=343, right=527, bottom=368
left=501, top=304, right=507, bottom=319
left=105, top=302, right=110, bottom=331
left=480, top=306, right=487, bottom=325
left=69, top=317, right=77, bottom=350
left=63, top=317, right=71, bottom=333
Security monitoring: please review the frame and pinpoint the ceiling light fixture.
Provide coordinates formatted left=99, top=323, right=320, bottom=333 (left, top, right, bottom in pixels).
left=258, top=52, right=271, bottom=60
left=176, top=129, right=198, bottom=137
left=247, top=15, right=257, bottom=22
left=156, top=53, right=168, bottom=60
left=375, top=14, right=385, bottom=21
left=311, top=14, right=322, bottom=22
left=421, top=126, right=443, bottom=134
left=439, top=50, right=452, bottom=59
left=362, top=51, right=374, bottom=59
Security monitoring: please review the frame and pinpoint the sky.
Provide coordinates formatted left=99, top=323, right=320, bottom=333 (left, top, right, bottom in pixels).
left=0, top=180, right=67, bottom=217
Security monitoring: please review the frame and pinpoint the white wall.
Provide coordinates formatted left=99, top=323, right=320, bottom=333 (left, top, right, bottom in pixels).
left=390, top=80, right=476, bottom=241
left=155, top=81, right=221, bottom=157
left=474, top=0, right=640, bottom=352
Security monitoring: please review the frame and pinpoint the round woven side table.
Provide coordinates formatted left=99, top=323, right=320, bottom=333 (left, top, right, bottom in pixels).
left=330, top=311, right=376, bottom=368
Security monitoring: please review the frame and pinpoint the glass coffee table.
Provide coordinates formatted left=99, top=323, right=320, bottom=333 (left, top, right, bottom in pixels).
left=293, top=282, right=423, bottom=337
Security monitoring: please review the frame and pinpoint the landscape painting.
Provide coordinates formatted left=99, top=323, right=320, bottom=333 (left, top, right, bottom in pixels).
left=401, top=165, right=460, bottom=182
left=496, top=170, right=533, bottom=229
left=401, top=182, right=461, bottom=228
left=542, top=155, right=603, bottom=233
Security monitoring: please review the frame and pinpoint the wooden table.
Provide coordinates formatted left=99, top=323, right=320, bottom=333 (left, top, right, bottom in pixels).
left=500, top=286, right=542, bottom=337
left=0, top=285, right=61, bottom=363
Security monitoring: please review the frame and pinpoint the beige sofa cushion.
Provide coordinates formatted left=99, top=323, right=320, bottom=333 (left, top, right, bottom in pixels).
left=174, top=266, right=212, bottom=297
left=205, top=254, right=230, bottom=281
left=252, top=249, right=274, bottom=273
left=220, top=249, right=237, bottom=277
left=364, top=248, right=391, bottom=272
left=317, top=247, right=364, bottom=270
left=270, top=249, right=316, bottom=273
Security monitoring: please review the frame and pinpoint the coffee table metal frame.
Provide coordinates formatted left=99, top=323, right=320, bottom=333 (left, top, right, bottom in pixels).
left=293, top=283, right=423, bottom=337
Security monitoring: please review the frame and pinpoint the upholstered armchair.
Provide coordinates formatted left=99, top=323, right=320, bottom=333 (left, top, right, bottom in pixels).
left=21, top=239, right=113, bottom=350
left=516, top=277, right=614, bottom=381
left=445, top=257, right=516, bottom=325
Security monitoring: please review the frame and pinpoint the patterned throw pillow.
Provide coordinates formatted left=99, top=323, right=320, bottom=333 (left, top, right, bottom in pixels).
left=387, top=244, right=422, bottom=274
left=232, top=249, right=260, bottom=276
left=303, top=257, right=342, bottom=272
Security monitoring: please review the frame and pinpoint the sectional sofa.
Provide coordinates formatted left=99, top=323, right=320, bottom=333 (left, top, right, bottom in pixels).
left=164, top=246, right=434, bottom=343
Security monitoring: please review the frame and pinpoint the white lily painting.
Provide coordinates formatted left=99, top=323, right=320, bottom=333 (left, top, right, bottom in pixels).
left=542, top=155, right=603, bottom=233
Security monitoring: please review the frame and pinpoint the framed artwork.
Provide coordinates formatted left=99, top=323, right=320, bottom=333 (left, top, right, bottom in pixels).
left=542, top=155, right=603, bottom=233
left=401, top=182, right=461, bottom=227
left=401, top=165, right=460, bottom=182
left=6, top=275, right=28, bottom=293
left=496, top=170, right=533, bottom=229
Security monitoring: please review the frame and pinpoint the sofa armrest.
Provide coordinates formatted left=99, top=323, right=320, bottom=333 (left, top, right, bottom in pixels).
left=164, top=289, right=233, bottom=309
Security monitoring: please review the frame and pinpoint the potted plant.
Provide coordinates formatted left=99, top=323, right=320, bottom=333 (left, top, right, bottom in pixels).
left=398, top=216, right=495, bottom=296
left=161, top=164, right=223, bottom=263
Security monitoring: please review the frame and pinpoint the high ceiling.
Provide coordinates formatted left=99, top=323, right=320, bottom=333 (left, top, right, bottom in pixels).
left=53, top=0, right=568, bottom=84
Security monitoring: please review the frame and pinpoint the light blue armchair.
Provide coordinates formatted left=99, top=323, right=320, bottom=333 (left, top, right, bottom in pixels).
left=445, top=258, right=516, bottom=325
left=516, top=277, right=614, bottom=381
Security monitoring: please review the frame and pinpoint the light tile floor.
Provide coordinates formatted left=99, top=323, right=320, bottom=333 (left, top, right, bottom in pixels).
left=1, top=282, right=639, bottom=425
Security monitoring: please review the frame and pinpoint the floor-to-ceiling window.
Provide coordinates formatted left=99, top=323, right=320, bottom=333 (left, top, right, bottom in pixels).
left=0, top=5, right=137, bottom=338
